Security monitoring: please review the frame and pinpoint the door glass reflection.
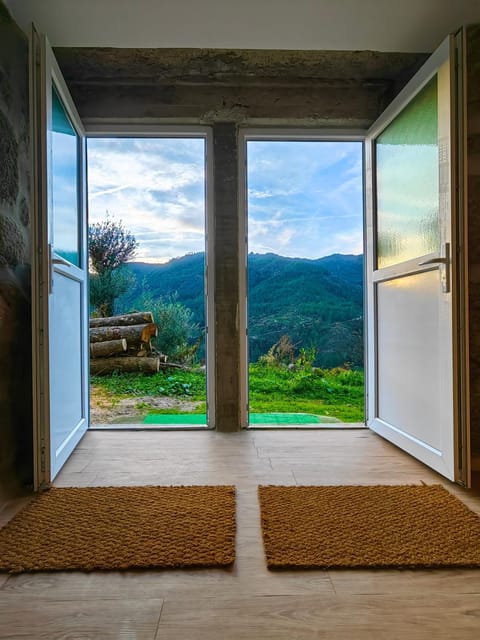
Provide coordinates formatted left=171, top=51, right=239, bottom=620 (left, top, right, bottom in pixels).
left=376, top=77, right=439, bottom=269
left=51, top=85, right=80, bottom=266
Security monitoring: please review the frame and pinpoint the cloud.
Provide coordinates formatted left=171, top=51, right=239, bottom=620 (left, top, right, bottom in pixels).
left=86, top=137, right=364, bottom=263
left=87, top=138, right=206, bottom=260
left=248, top=187, right=299, bottom=199
left=246, top=140, right=363, bottom=258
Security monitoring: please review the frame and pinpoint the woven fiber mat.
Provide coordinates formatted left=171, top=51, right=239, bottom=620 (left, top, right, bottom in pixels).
left=258, top=484, right=480, bottom=569
left=0, top=485, right=236, bottom=573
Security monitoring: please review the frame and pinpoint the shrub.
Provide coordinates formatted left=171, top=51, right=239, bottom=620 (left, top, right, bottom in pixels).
left=130, top=289, right=202, bottom=363
left=258, top=335, right=296, bottom=367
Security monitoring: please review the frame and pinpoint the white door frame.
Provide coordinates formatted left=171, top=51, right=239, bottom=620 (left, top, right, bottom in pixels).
left=31, top=30, right=89, bottom=489
left=238, top=110, right=467, bottom=483
left=238, top=128, right=366, bottom=429
left=85, top=124, right=216, bottom=429
left=364, top=35, right=469, bottom=484
left=29, top=39, right=468, bottom=484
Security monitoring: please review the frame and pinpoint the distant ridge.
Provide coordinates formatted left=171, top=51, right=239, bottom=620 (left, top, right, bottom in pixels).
left=118, top=252, right=364, bottom=367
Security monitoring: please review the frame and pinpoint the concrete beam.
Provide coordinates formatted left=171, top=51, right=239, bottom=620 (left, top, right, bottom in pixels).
left=54, top=47, right=428, bottom=128
left=65, top=82, right=388, bottom=128
left=54, top=47, right=428, bottom=86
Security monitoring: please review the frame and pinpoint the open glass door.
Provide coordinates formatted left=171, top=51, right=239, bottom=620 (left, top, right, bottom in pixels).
left=365, top=35, right=465, bottom=483
left=31, top=29, right=88, bottom=485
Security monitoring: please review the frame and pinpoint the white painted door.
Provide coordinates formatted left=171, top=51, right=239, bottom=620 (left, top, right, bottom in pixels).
left=32, top=31, right=89, bottom=484
left=365, top=36, right=464, bottom=482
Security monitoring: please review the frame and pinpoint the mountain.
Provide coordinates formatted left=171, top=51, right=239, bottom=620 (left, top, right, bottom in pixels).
left=118, top=252, right=364, bottom=368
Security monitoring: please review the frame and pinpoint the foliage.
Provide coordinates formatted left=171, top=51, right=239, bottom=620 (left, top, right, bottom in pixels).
left=296, top=346, right=317, bottom=369
left=88, top=217, right=138, bottom=316
left=91, top=368, right=206, bottom=400
left=116, top=251, right=364, bottom=368
left=89, top=217, right=138, bottom=274
left=91, top=364, right=365, bottom=423
left=257, top=335, right=296, bottom=367
left=90, top=267, right=136, bottom=318
left=127, top=288, right=202, bottom=363
left=248, top=363, right=364, bottom=422
left=258, top=336, right=319, bottom=370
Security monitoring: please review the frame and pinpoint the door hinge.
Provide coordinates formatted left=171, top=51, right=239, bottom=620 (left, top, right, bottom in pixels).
left=40, top=438, right=46, bottom=473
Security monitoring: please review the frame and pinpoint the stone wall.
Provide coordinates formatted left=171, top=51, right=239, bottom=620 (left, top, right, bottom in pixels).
left=466, top=25, right=480, bottom=458
left=0, top=1, right=32, bottom=499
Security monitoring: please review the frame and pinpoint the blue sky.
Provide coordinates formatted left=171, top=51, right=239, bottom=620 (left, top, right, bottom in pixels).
left=87, top=138, right=206, bottom=263
left=86, top=138, right=364, bottom=263
left=247, top=140, right=363, bottom=259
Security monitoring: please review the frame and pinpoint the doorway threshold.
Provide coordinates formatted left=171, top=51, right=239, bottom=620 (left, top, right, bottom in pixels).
left=89, top=423, right=213, bottom=431
left=247, top=422, right=366, bottom=430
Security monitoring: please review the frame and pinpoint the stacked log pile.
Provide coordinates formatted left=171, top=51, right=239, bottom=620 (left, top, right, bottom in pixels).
left=89, top=312, right=166, bottom=375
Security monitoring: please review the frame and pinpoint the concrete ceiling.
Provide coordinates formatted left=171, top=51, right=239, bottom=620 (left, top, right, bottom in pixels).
left=4, top=0, right=480, bottom=52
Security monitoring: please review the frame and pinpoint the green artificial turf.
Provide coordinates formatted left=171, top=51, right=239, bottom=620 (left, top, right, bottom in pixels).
left=143, top=412, right=338, bottom=425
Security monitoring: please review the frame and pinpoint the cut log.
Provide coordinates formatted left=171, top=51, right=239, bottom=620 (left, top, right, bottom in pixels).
left=89, top=323, right=157, bottom=344
left=159, top=361, right=186, bottom=369
left=90, top=338, right=127, bottom=359
left=126, top=339, right=152, bottom=354
left=90, top=356, right=160, bottom=376
left=89, top=312, right=154, bottom=328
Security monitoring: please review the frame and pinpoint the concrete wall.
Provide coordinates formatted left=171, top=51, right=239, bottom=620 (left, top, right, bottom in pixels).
left=0, top=1, right=32, bottom=499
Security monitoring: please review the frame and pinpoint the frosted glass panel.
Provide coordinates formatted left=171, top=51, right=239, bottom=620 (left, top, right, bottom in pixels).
left=51, top=86, right=80, bottom=266
left=50, top=272, right=84, bottom=454
left=377, top=270, right=441, bottom=450
left=376, top=77, right=439, bottom=268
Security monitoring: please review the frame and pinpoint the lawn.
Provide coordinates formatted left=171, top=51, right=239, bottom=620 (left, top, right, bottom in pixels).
left=91, top=364, right=364, bottom=423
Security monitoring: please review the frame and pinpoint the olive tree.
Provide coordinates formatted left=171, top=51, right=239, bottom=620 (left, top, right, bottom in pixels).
left=88, top=217, right=138, bottom=317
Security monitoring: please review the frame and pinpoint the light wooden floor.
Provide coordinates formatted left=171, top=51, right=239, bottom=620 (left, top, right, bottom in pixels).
left=1, top=428, right=480, bottom=639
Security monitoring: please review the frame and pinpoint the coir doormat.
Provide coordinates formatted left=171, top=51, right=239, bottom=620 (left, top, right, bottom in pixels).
left=0, top=485, right=236, bottom=573
left=258, top=484, right=480, bottom=569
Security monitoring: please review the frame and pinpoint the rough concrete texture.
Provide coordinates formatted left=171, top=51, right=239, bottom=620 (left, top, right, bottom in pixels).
left=0, top=0, right=32, bottom=499
left=54, top=47, right=428, bottom=85
left=54, top=47, right=428, bottom=127
left=213, top=124, right=240, bottom=431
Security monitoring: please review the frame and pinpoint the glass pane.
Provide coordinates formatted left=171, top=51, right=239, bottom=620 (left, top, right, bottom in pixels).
left=377, top=271, right=441, bottom=449
left=376, top=77, right=439, bottom=269
left=51, top=85, right=80, bottom=266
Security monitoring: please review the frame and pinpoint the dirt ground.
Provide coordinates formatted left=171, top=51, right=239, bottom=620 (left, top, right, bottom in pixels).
left=90, top=386, right=203, bottom=424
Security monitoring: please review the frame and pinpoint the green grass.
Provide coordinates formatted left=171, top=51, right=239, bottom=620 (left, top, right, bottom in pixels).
left=91, top=364, right=365, bottom=423
left=249, top=364, right=364, bottom=422
left=91, top=368, right=206, bottom=400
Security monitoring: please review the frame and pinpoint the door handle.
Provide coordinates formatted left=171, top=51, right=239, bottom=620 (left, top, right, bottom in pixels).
left=52, top=256, right=71, bottom=267
left=419, top=256, right=448, bottom=266
left=48, top=245, right=72, bottom=293
left=419, top=242, right=450, bottom=293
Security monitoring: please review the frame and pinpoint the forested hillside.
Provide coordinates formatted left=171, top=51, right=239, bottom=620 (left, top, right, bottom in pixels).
left=118, top=252, right=364, bottom=367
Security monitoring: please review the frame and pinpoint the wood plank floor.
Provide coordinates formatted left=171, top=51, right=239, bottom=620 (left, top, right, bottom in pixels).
left=1, top=428, right=480, bottom=639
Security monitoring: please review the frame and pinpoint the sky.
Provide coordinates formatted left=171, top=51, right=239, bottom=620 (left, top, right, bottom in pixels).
left=247, top=140, right=363, bottom=259
left=86, top=137, right=364, bottom=264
